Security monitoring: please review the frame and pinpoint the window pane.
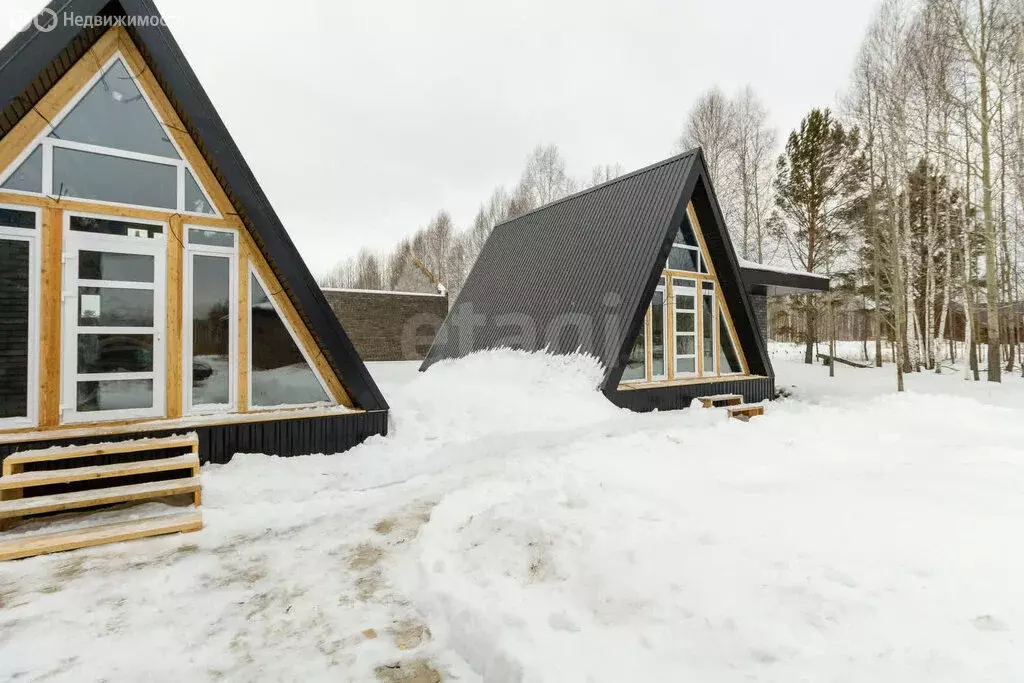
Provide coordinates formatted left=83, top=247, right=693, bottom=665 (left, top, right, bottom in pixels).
left=677, top=218, right=698, bottom=247
left=1, top=147, right=42, bottom=193
left=719, top=311, right=743, bottom=373
left=702, top=281, right=715, bottom=291
left=77, top=379, right=153, bottom=412
left=621, top=319, right=646, bottom=382
left=676, top=336, right=695, bottom=355
left=676, top=357, right=695, bottom=373
left=192, top=255, right=231, bottom=406
left=0, top=208, right=37, bottom=230
left=702, top=294, right=715, bottom=374
left=677, top=311, right=694, bottom=333
left=72, top=216, right=162, bottom=239
left=188, top=228, right=234, bottom=248
left=651, top=291, right=665, bottom=378
left=49, top=59, right=180, bottom=159
left=250, top=275, right=329, bottom=406
left=78, top=287, right=153, bottom=327
left=0, top=239, right=30, bottom=419
left=77, top=334, right=153, bottom=374
left=185, top=169, right=215, bottom=215
left=54, top=148, right=177, bottom=209
left=79, top=250, right=155, bottom=282
left=677, top=295, right=695, bottom=310
left=673, top=278, right=696, bottom=288
left=667, top=246, right=699, bottom=272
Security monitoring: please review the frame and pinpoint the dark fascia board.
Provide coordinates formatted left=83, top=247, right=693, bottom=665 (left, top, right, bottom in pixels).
left=600, top=152, right=697, bottom=393
left=0, top=0, right=388, bottom=411
left=602, top=149, right=773, bottom=394
left=741, top=266, right=830, bottom=294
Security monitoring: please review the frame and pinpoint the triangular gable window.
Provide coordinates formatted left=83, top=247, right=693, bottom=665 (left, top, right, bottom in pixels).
left=49, top=58, right=179, bottom=159
left=620, top=205, right=748, bottom=384
left=1, top=147, right=42, bottom=193
left=185, top=169, right=215, bottom=215
left=0, top=54, right=219, bottom=216
left=249, top=272, right=331, bottom=407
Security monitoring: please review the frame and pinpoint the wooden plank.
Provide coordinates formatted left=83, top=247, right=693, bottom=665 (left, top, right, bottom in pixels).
left=4, top=434, right=198, bottom=469
left=0, top=512, right=202, bottom=562
left=0, top=477, right=201, bottom=519
left=698, top=394, right=743, bottom=408
left=166, top=216, right=184, bottom=418
left=38, top=207, right=63, bottom=429
left=237, top=245, right=249, bottom=412
left=726, top=403, right=765, bottom=421
left=0, top=454, right=199, bottom=490
left=0, top=192, right=244, bottom=230
left=617, top=374, right=770, bottom=391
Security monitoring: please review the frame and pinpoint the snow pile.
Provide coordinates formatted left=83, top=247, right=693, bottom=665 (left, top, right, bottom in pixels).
left=388, top=350, right=621, bottom=443
left=3, top=351, right=1024, bottom=681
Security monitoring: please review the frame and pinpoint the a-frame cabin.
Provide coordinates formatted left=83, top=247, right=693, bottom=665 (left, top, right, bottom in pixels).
left=421, top=149, right=775, bottom=411
left=0, top=1, right=388, bottom=465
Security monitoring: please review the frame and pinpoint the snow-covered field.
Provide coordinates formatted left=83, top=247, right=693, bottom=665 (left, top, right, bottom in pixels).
left=3, top=347, right=1024, bottom=682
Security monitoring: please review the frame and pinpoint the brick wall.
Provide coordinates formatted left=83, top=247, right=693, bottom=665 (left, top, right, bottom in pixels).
left=322, top=289, right=448, bottom=361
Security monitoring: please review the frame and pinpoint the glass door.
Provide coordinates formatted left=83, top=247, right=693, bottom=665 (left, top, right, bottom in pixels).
left=673, top=278, right=697, bottom=377
left=61, top=214, right=166, bottom=422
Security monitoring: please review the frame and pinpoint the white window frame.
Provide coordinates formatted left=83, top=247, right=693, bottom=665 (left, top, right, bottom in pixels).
left=672, top=278, right=698, bottom=378
left=248, top=265, right=334, bottom=410
left=650, top=280, right=668, bottom=381
left=0, top=51, right=220, bottom=219
left=60, top=211, right=167, bottom=423
left=183, top=226, right=237, bottom=415
left=701, top=282, right=717, bottom=376
left=0, top=205, right=41, bottom=429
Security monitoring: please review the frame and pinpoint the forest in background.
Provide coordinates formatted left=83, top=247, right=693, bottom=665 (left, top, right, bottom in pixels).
left=320, top=0, right=1023, bottom=388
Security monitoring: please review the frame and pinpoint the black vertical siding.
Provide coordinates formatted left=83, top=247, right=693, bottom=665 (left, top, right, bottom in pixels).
left=608, top=377, right=775, bottom=413
left=0, top=410, right=388, bottom=467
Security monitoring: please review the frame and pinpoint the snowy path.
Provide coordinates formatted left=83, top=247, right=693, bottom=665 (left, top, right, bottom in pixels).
left=2, top=350, right=1024, bottom=681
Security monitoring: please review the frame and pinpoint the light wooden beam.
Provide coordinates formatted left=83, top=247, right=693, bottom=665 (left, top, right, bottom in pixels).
left=165, top=216, right=183, bottom=418
left=38, top=207, right=63, bottom=428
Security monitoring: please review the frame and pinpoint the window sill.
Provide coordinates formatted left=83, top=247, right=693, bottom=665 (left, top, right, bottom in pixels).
left=618, top=374, right=765, bottom=391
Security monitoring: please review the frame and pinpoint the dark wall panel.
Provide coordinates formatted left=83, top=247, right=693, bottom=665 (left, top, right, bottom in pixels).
left=608, top=377, right=775, bottom=412
left=0, top=410, right=388, bottom=467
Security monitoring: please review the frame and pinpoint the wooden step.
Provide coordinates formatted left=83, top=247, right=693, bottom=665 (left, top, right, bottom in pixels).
left=2, top=434, right=199, bottom=476
left=0, top=511, right=202, bottom=562
left=698, top=393, right=744, bottom=408
left=0, top=477, right=201, bottom=520
left=0, top=454, right=199, bottom=491
left=726, top=403, right=765, bottom=421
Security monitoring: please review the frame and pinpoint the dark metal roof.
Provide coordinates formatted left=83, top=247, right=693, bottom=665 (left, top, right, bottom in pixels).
left=0, top=0, right=388, bottom=412
left=740, top=262, right=830, bottom=296
left=421, top=149, right=774, bottom=392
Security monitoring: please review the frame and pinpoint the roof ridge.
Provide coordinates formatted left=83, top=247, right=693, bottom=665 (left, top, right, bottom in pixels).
left=494, top=148, right=700, bottom=228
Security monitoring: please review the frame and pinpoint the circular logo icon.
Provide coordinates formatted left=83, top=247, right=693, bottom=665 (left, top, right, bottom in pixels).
left=34, top=8, right=58, bottom=33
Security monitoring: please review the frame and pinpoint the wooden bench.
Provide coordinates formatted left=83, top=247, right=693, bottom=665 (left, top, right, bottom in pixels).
left=697, top=394, right=744, bottom=408
left=0, top=434, right=202, bottom=559
left=817, top=353, right=871, bottom=369
left=726, top=403, right=765, bottom=421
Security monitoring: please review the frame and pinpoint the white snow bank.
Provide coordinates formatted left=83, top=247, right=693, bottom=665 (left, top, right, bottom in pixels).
left=390, top=349, right=622, bottom=443
left=4, top=351, right=1024, bottom=681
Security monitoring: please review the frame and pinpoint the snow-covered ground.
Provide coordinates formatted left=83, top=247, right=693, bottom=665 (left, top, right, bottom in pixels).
left=3, top=347, right=1024, bottom=682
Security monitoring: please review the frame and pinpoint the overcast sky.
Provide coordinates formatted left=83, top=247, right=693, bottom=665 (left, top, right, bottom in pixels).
left=4, top=0, right=877, bottom=275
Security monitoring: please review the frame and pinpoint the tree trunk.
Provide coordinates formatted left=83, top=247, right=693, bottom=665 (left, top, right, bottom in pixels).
left=803, top=294, right=816, bottom=364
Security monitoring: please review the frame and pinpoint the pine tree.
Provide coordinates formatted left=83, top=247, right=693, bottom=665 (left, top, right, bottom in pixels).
left=774, top=109, right=868, bottom=364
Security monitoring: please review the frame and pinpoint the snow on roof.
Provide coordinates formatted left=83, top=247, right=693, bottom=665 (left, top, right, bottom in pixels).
left=321, top=287, right=447, bottom=298
left=738, top=258, right=830, bottom=281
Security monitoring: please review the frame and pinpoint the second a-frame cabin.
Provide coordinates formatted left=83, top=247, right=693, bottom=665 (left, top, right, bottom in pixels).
left=0, top=1, right=388, bottom=464
left=421, top=149, right=774, bottom=411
